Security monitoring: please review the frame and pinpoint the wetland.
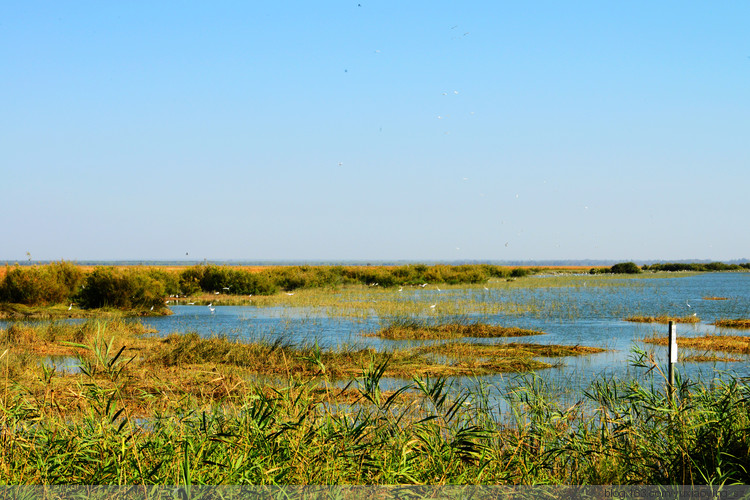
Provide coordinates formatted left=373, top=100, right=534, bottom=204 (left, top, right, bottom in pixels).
left=1, top=263, right=749, bottom=485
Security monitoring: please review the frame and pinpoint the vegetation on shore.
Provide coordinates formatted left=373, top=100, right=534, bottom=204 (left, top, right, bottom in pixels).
left=587, top=261, right=750, bottom=275
left=0, top=262, right=536, bottom=315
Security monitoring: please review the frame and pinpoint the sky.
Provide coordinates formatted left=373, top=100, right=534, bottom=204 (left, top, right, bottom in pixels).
left=2, top=1, right=749, bottom=263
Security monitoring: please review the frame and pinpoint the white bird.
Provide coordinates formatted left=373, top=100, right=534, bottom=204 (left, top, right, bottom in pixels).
left=436, top=286, right=441, bottom=291
left=686, top=301, right=691, bottom=308
left=420, top=283, right=428, bottom=288
left=222, top=287, right=230, bottom=291
left=188, top=302, right=195, bottom=305
left=484, top=287, right=489, bottom=291
left=68, top=303, right=73, bottom=310
left=214, top=291, right=220, bottom=295
left=150, top=306, right=154, bottom=311
left=286, top=292, right=294, bottom=296
left=207, top=303, right=212, bottom=307
left=398, top=287, right=403, bottom=292
left=430, top=304, right=436, bottom=309
left=209, top=306, right=215, bottom=313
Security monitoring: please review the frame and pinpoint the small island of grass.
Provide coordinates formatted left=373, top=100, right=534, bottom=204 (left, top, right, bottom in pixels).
left=369, top=320, right=546, bottom=340
left=625, top=315, right=699, bottom=324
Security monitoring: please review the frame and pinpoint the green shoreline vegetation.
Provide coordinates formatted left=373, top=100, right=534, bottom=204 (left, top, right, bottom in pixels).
left=1, top=261, right=748, bottom=318
left=0, top=321, right=748, bottom=484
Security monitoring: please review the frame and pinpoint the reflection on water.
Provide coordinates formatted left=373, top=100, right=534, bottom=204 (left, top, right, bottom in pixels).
left=42, top=355, right=81, bottom=374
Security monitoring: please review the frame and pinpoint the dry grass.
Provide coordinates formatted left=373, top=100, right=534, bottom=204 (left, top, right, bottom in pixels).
left=0, top=320, right=609, bottom=415
left=369, top=322, right=545, bottom=340
left=419, top=341, right=606, bottom=359
left=713, top=319, right=750, bottom=329
left=625, top=315, right=700, bottom=324
left=703, top=296, right=729, bottom=301
left=682, top=354, right=743, bottom=363
left=643, top=334, right=750, bottom=355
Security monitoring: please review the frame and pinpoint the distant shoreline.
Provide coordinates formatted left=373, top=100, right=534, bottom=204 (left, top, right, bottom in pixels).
left=3, top=258, right=748, bottom=268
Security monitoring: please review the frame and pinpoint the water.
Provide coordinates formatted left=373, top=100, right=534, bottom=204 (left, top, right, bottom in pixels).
left=4, top=273, right=749, bottom=392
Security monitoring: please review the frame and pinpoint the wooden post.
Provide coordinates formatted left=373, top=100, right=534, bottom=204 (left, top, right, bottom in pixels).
left=668, top=321, right=677, bottom=400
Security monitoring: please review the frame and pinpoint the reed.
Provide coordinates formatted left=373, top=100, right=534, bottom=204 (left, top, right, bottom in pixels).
left=0, top=345, right=748, bottom=485
left=370, top=319, right=545, bottom=340
left=713, top=319, right=750, bottom=329
left=643, top=333, right=750, bottom=355
left=625, top=315, right=700, bottom=324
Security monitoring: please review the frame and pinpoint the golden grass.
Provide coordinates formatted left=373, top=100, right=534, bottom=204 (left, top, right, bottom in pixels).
left=682, top=354, right=743, bottom=363
left=0, top=320, right=608, bottom=415
left=703, top=296, right=729, bottom=301
left=419, top=341, right=606, bottom=359
left=368, top=322, right=545, bottom=340
left=713, top=319, right=750, bottom=329
left=0, top=302, right=171, bottom=320
left=643, top=334, right=750, bottom=354
left=625, top=315, right=700, bottom=324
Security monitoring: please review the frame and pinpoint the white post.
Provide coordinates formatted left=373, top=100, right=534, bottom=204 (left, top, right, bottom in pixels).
left=668, top=321, right=677, bottom=399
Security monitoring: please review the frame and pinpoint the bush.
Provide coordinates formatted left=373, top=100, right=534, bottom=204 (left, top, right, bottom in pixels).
left=0, top=262, right=83, bottom=305
left=75, top=267, right=166, bottom=310
left=609, top=262, right=641, bottom=274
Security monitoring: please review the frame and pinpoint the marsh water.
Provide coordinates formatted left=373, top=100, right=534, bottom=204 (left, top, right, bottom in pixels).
left=138, top=272, right=750, bottom=390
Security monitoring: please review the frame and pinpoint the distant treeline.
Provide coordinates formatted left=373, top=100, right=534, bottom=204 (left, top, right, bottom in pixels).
left=0, top=262, right=531, bottom=309
left=595, top=261, right=750, bottom=274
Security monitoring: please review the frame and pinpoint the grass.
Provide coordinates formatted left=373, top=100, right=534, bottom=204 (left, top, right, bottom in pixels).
left=643, top=333, right=750, bottom=355
left=713, top=318, right=750, bottom=329
left=0, top=320, right=608, bottom=416
left=0, top=341, right=748, bottom=485
left=682, top=354, right=743, bottom=363
left=369, top=319, right=546, bottom=340
left=625, top=315, right=700, bottom=324
left=703, top=296, right=729, bottom=301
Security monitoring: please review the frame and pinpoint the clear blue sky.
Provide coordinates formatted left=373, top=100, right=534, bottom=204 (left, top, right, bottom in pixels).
left=2, top=1, right=748, bottom=262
